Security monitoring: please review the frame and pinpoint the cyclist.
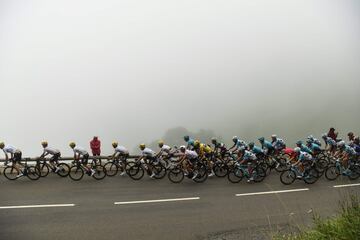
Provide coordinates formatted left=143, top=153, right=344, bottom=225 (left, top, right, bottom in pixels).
left=238, top=146, right=257, bottom=182
left=336, top=141, right=357, bottom=171
left=39, top=141, right=61, bottom=173
left=271, top=135, right=286, bottom=153
left=229, top=136, right=247, bottom=152
left=322, top=133, right=337, bottom=154
left=69, top=142, right=95, bottom=176
left=292, top=147, right=313, bottom=178
left=0, top=142, right=23, bottom=177
left=194, top=140, right=215, bottom=177
left=248, top=142, right=264, bottom=158
left=296, top=140, right=313, bottom=154
left=306, top=140, right=322, bottom=155
left=138, top=144, right=157, bottom=178
left=184, top=136, right=195, bottom=150
left=258, top=137, right=275, bottom=155
left=110, top=142, right=129, bottom=176
left=157, top=140, right=173, bottom=168
left=178, top=145, right=199, bottom=180
left=211, top=138, right=227, bottom=158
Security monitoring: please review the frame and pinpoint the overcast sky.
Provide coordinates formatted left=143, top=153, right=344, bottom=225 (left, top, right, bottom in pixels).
left=0, top=0, right=359, bottom=156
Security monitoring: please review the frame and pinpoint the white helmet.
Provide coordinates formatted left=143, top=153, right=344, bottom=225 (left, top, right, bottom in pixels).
left=179, top=145, right=186, bottom=152
left=321, top=133, right=327, bottom=139
left=294, top=147, right=301, bottom=153
left=337, top=141, right=345, bottom=148
left=271, top=134, right=277, bottom=138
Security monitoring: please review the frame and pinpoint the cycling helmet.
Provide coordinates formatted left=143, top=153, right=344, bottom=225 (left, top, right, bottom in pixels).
left=337, top=141, right=345, bottom=148
left=232, top=136, right=238, bottom=143
left=258, top=137, right=265, bottom=142
left=248, top=142, right=255, bottom=148
left=211, top=137, right=217, bottom=144
left=294, top=147, right=301, bottom=153
left=348, top=132, right=354, bottom=137
left=271, top=134, right=277, bottom=138
left=112, top=142, right=118, bottom=148
left=139, top=143, right=146, bottom=150
left=239, top=146, right=246, bottom=152
left=0, top=142, right=4, bottom=149
left=158, top=140, right=164, bottom=147
left=296, top=140, right=303, bottom=146
left=306, top=139, right=312, bottom=144
left=184, top=136, right=190, bottom=141
left=179, top=145, right=186, bottom=152
left=41, top=141, right=48, bottom=147
left=321, top=133, right=327, bottom=139
left=69, top=142, right=76, bottom=148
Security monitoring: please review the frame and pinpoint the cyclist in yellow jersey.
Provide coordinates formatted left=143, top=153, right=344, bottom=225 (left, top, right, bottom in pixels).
left=194, top=140, right=215, bottom=177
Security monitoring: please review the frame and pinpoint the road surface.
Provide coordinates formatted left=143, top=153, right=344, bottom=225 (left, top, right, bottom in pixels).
left=0, top=172, right=359, bottom=240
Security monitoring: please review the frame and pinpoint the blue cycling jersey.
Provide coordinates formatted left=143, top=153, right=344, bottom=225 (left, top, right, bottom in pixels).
left=300, top=144, right=313, bottom=154
left=251, top=146, right=263, bottom=154
left=299, top=151, right=313, bottom=162
left=243, top=150, right=257, bottom=161
left=309, top=143, right=321, bottom=152
left=344, top=145, right=356, bottom=156
left=326, top=137, right=337, bottom=146
left=262, top=140, right=274, bottom=150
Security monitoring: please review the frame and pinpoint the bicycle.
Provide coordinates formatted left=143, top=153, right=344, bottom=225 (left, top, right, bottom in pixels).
left=68, top=160, right=106, bottom=181
left=3, top=158, right=41, bottom=181
left=227, top=161, right=266, bottom=183
left=325, top=159, right=360, bottom=181
left=168, top=159, right=208, bottom=183
left=35, top=157, right=70, bottom=177
left=127, top=158, right=167, bottom=180
left=280, top=164, right=319, bottom=185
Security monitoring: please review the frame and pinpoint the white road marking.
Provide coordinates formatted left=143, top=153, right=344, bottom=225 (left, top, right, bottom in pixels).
left=333, top=183, right=360, bottom=188
left=0, top=204, right=75, bottom=209
left=114, top=197, right=200, bottom=205
left=235, top=188, right=309, bottom=197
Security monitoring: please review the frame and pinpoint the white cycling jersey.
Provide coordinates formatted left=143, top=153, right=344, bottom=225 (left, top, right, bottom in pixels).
left=73, top=146, right=88, bottom=156
left=3, top=145, right=19, bottom=154
left=142, top=148, right=155, bottom=158
left=43, top=146, right=60, bottom=155
left=115, top=146, right=129, bottom=155
left=185, top=150, right=198, bottom=159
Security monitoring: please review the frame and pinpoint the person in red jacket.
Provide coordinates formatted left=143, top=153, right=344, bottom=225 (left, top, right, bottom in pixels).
left=327, top=128, right=338, bottom=141
left=90, top=136, right=101, bottom=165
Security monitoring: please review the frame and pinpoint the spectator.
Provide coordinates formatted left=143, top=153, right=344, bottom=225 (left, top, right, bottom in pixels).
left=327, top=127, right=338, bottom=141
left=90, top=136, right=101, bottom=164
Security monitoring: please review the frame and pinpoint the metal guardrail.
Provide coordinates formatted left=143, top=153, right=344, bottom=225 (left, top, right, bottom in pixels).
left=0, top=155, right=141, bottom=162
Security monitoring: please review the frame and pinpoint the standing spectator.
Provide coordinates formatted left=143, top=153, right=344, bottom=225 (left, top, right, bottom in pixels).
left=90, top=136, right=101, bottom=165
left=327, top=127, right=338, bottom=141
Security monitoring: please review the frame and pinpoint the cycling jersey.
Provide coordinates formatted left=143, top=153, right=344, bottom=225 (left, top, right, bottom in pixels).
left=185, top=150, right=198, bottom=159
left=73, top=146, right=89, bottom=156
left=142, top=148, right=156, bottom=158
left=115, top=146, right=129, bottom=155
left=243, top=150, right=257, bottom=161
left=161, top=145, right=171, bottom=153
left=299, top=151, right=313, bottom=162
left=3, top=145, right=19, bottom=154
left=251, top=146, right=263, bottom=155
left=300, top=144, right=313, bottom=154
left=199, top=143, right=212, bottom=156
left=43, top=146, right=60, bottom=155
left=236, top=139, right=247, bottom=148
left=309, top=143, right=321, bottom=152
left=261, top=140, right=274, bottom=150
left=186, top=138, right=195, bottom=149
left=273, top=138, right=286, bottom=150
left=344, top=145, right=356, bottom=156
left=325, top=137, right=337, bottom=147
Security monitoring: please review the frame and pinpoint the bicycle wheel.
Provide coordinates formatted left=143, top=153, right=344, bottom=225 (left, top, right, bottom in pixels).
left=275, top=157, right=288, bottom=172
left=92, top=165, right=106, bottom=180
left=280, top=170, right=296, bottom=185
left=104, top=162, right=118, bottom=177
left=227, top=168, right=244, bottom=183
left=68, top=166, right=84, bottom=181
left=153, top=163, right=167, bottom=179
left=348, top=165, right=360, bottom=180
left=56, top=163, right=70, bottom=177
left=168, top=167, right=184, bottom=183
left=27, top=166, right=41, bottom=180
left=3, top=166, right=20, bottom=180
left=253, top=167, right=267, bottom=183
left=193, top=162, right=208, bottom=183
left=128, top=164, right=145, bottom=180
left=213, top=162, right=228, bottom=177
left=325, top=165, right=339, bottom=181
left=303, top=168, right=319, bottom=184
left=38, top=163, right=50, bottom=177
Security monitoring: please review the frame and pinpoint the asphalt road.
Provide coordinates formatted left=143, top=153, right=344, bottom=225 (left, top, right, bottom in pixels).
left=0, top=171, right=359, bottom=240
